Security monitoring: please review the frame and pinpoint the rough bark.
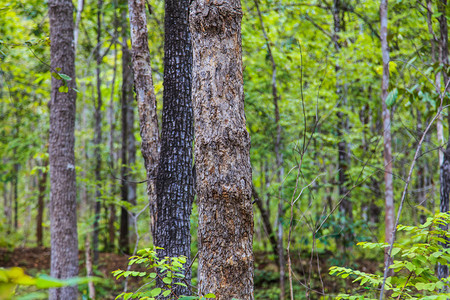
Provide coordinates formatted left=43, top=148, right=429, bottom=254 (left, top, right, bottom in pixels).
left=93, top=0, right=103, bottom=265
left=190, top=1, right=254, bottom=298
left=36, top=157, right=48, bottom=247
left=380, top=0, right=394, bottom=265
left=119, top=3, right=134, bottom=254
left=127, top=0, right=160, bottom=238
left=48, top=0, right=79, bottom=298
left=438, top=0, right=450, bottom=281
left=154, top=0, right=194, bottom=296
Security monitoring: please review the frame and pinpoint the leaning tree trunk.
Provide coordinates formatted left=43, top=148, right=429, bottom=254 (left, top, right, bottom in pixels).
left=438, top=0, right=450, bottom=281
left=380, top=0, right=394, bottom=267
left=154, top=0, right=194, bottom=297
left=190, top=1, right=254, bottom=298
left=48, top=0, right=79, bottom=299
left=127, top=0, right=160, bottom=237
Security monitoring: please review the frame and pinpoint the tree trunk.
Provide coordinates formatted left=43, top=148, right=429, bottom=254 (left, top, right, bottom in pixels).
left=36, top=157, right=48, bottom=247
left=252, top=185, right=279, bottom=264
left=93, top=0, right=103, bottom=265
left=119, top=2, right=134, bottom=254
left=380, top=0, right=394, bottom=266
left=48, top=0, right=79, bottom=298
left=333, top=0, right=352, bottom=248
left=190, top=1, right=254, bottom=298
left=127, top=0, right=160, bottom=238
left=154, top=0, right=194, bottom=296
left=438, top=0, right=450, bottom=281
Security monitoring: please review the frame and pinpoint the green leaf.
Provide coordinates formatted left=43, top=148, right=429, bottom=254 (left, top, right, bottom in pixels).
left=386, top=88, right=398, bottom=107
left=162, top=290, right=171, bottom=297
left=58, top=73, right=72, bottom=81
left=162, top=277, right=172, bottom=284
left=150, top=287, right=161, bottom=297
left=205, top=293, right=216, bottom=298
left=58, top=86, right=69, bottom=93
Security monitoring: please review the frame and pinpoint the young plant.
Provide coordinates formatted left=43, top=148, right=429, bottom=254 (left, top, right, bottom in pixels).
left=329, top=212, right=450, bottom=299
left=113, top=247, right=215, bottom=300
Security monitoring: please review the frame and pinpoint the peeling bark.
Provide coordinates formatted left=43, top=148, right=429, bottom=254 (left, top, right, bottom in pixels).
left=190, top=1, right=254, bottom=298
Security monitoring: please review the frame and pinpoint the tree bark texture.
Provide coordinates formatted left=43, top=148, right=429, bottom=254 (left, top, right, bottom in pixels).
left=190, top=1, right=254, bottom=298
left=127, top=0, right=160, bottom=237
left=438, top=0, right=450, bottom=281
left=154, top=0, right=194, bottom=296
left=48, top=0, right=79, bottom=298
left=380, top=0, right=395, bottom=264
left=36, top=157, right=48, bottom=247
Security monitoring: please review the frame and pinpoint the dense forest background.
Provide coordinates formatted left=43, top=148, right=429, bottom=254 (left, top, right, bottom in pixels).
left=1, top=0, right=450, bottom=299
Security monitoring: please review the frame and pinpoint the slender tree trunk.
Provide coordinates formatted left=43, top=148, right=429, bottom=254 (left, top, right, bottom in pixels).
left=253, top=0, right=284, bottom=295
left=127, top=0, right=160, bottom=238
left=93, top=0, right=103, bottom=265
left=48, top=0, right=79, bottom=298
left=119, top=2, right=134, bottom=254
left=333, top=0, right=352, bottom=248
left=154, top=0, right=194, bottom=296
left=438, top=0, right=450, bottom=281
left=252, top=185, right=279, bottom=265
left=190, top=1, right=254, bottom=298
left=107, top=0, right=119, bottom=253
left=13, top=162, right=18, bottom=229
left=36, top=157, right=48, bottom=247
left=380, top=0, right=394, bottom=266
left=73, top=0, right=84, bottom=56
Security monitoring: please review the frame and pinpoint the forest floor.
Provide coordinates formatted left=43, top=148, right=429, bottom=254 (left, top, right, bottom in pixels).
left=0, top=247, right=380, bottom=299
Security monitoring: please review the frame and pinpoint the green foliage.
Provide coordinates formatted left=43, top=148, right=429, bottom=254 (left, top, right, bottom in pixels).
left=113, top=247, right=215, bottom=300
left=0, top=267, right=100, bottom=300
left=330, top=213, right=450, bottom=299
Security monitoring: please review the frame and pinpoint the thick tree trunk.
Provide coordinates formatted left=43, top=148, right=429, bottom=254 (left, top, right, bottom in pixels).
left=380, top=0, right=394, bottom=266
left=154, top=0, right=194, bottom=296
left=190, top=1, right=254, bottom=298
left=119, top=3, right=134, bottom=254
left=438, top=0, right=450, bottom=281
left=48, top=0, right=79, bottom=298
left=127, top=0, right=160, bottom=238
left=36, top=157, right=48, bottom=247
left=93, top=0, right=103, bottom=265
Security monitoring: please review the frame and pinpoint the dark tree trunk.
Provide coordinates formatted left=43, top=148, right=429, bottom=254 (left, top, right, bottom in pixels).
left=93, top=0, right=103, bottom=265
left=438, top=0, right=450, bottom=281
left=154, top=0, right=194, bottom=296
left=48, top=0, right=79, bottom=298
left=119, top=2, right=134, bottom=254
left=13, top=162, right=18, bottom=229
left=127, top=0, right=160, bottom=238
left=36, top=157, right=48, bottom=247
left=190, top=1, right=254, bottom=298
left=380, top=0, right=395, bottom=267
left=333, top=0, right=352, bottom=233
